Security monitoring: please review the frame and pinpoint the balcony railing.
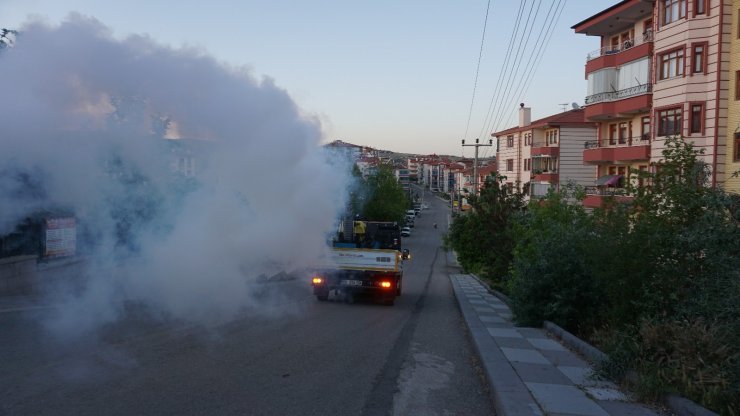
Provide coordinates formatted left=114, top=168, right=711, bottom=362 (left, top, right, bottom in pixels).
left=584, top=186, right=630, bottom=196
left=531, top=168, right=558, bottom=175
left=586, top=30, right=654, bottom=61
left=585, top=83, right=652, bottom=105
left=584, top=134, right=650, bottom=149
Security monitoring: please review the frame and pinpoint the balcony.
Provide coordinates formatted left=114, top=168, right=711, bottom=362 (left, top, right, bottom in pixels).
left=583, top=135, right=650, bottom=163
left=585, top=31, right=653, bottom=74
left=531, top=146, right=559, bottom=157
left=584, top=84, right=652, bottom=120
left=531, top=167, right=559, bottom=183
left=582, top=186, right=634, bottom=208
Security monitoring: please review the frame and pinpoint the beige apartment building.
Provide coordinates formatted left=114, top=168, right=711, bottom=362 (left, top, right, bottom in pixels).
left=726, top=0, right=740, bottom=193
left=493, top=105, right=597, bottom=199
left=573, top=0, right=735, bottom=206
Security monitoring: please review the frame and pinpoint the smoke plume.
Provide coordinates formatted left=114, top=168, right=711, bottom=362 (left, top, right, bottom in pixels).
left=0, top=15, right=347, bottom=335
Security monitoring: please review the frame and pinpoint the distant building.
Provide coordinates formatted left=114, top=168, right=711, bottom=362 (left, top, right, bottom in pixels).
left=493, top=105, right=596, bottom=200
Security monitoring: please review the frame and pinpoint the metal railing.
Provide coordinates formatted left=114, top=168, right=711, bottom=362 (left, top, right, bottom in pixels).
left=531, top=169, right=558, bottom=175
left=586, top=30, right=654, bottom=61
left=585, top=83, right=652, bottom=105
left=583, top=134, right=650, bottom=149
left=584, top=186, right=631, bottom=196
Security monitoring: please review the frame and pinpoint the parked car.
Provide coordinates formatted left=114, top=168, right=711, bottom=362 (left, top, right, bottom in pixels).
left=401, top=227, right=411, bottom=237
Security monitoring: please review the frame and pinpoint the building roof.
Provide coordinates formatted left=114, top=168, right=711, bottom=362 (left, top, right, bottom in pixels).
left=492, top=108, right=593, bottom=137
left=571, top=0, right=653, bottom=36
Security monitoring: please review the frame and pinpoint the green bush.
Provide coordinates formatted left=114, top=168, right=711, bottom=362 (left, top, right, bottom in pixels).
left=508, top=185, right=603, bottom=333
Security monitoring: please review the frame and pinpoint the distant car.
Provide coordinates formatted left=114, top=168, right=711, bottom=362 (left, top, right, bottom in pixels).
left=406, top=210, right=416, bottom=218
left=401, top=227, right=411, bottom=237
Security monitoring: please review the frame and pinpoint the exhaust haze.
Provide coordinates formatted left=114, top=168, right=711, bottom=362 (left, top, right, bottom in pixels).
left=0, top=15, right=347, bottom=335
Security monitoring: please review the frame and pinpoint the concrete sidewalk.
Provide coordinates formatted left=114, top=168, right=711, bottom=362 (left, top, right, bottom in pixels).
left=451, top=273, right=659, bottom=416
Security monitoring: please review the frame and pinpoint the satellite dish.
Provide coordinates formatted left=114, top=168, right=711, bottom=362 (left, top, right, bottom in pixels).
left=572, top=102, right=580, bottom=109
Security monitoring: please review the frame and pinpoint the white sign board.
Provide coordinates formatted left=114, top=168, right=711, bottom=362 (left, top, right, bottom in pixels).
left=329, top=248, right=400, bottom=272
left=45, top=217, right=76, bottom=258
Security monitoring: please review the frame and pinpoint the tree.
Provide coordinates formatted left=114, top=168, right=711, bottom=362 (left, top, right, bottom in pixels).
left=360, top=165, right=409, bottom=223
left=444, top=173, right=525, bottom=285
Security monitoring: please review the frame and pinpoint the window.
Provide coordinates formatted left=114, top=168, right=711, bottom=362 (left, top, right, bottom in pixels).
left=662, top=0, right=686, bottom=25
left=619, top=123, right=628, bottom=144
left=689, top=103, right=704, bottom=134
left=734, top=133, right=740, bottom=162
left=691, top=42, right=707, bottom=74
left=736, top=71, right=740, bottom=100
left=641, top=116, right=651, bottom=140
left=524, top=159, right=531, bottom=171
left=660, top=48, right=685, bottom=79
left=693, top=0, right=706, bottom=16
left=507, top=135, right=514, bottom=147
left=609, top=124, right=617, bottom=145
left=658, top=107, right=682, bottom=136
left=506, top=159, right=513, bottom=171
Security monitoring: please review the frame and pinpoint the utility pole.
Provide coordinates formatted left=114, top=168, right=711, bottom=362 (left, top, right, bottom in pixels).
left=462, top=138, right=493, bottom=195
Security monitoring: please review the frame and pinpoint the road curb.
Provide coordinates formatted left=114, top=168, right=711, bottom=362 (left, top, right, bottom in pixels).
left=466, top=273, right=718, bottom=416
left=450, top=275, right=544, bottom=416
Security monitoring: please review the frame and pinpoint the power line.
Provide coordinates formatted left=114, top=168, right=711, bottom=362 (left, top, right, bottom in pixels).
left=463, top=0, right=492, bottom=141
left=479, top=0, right=538, bottom=139
left=488, top=0, right=543, bottom=136
left=498, top=0, right=568, bottom=130
left=476, top=1, right=527, bottom=141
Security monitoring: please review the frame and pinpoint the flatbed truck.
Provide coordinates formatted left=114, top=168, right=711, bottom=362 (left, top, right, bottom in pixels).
left=311, top=221, right=409, bottom=306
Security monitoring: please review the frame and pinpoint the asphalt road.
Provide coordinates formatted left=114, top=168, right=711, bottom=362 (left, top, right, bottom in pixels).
left=0, top=188, right=495, bottom=416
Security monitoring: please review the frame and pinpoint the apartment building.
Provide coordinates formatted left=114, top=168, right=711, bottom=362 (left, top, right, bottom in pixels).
left=493, top=105, right=597, bottom=199
left=573, top=0, right=734, bottom=206
left=726, top=1, right=740, bottom=193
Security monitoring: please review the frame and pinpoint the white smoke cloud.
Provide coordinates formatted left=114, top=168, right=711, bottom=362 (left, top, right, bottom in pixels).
left=0, top=14, right=348, bottom=335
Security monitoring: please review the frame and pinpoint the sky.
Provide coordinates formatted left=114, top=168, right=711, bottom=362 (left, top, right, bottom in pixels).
left=1, top=0, right=617, bottom=156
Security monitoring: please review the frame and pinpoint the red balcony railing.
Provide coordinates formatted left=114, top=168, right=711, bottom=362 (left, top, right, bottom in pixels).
left=585, top=30, right=654, bottom=61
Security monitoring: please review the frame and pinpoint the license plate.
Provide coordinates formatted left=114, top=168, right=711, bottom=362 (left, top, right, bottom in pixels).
left=340, top=280, right=363, bottom=286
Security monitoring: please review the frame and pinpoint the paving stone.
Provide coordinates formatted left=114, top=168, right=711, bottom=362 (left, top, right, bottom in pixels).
left=491, top=303, right=510, bottom=310
left=541, top=349, right=589, bottom=367
left=528, top=338, right=568, bottom=352
left=487, top=328, right=524, bottom=338
left=479, top=315, right=506, bottom=323
left=474, top=306, right=497, bottom=314
left=511, top=362, right=574, bottom=385
left=469, top=299, right=487, bottom=305
left=517, top=328, right=549, bottom=339
left=595, top=400, right=659, bottom=416
left=584, top=387, right=628, bottom=401
left=501, top=348, right=550, bottom=365
left=525, top=383, right=609, bottom=416
left=558, top=366, right=616, bottom=389
left=493, top=337, right=534, bottom=349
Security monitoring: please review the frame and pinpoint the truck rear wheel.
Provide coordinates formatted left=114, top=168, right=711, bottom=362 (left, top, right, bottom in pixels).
left=316, top=292, right=329, bottom=301
left=383, top=296, right=395, bottom=306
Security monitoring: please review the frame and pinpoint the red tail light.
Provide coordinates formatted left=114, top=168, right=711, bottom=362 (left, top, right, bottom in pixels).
left=380, top=281, right=392, bottom=289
